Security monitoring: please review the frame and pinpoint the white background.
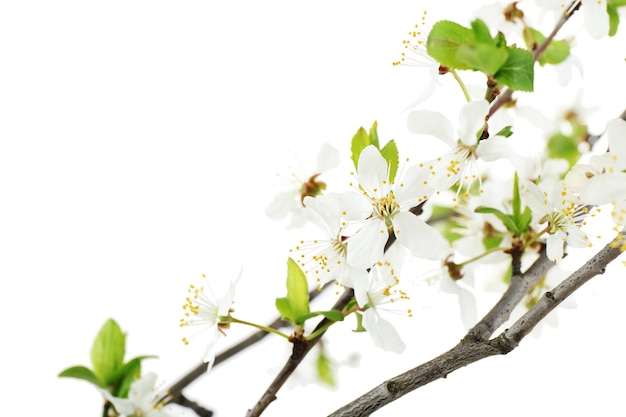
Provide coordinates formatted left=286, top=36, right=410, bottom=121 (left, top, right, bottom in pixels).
left=1, top=1, right=626, bottom=416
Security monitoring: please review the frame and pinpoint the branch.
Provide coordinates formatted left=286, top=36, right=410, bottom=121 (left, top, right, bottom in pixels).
left=329, top=235, right=625, bottom=417
left=246, top=288, right=355, bottom=417
left=464, top=246, right=552, bottom=341
left=488, top=0, right=582, bottom=117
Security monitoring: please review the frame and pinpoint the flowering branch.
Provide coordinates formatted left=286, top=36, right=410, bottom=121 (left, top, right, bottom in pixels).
left=488, top=0, right=581, bottom=116
left=246, top=288, right=355, bottom=417
left=329, top=235, right=625, bottom=417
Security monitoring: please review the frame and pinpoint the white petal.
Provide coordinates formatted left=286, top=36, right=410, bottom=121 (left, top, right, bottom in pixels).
left=546, top=233, right=565, bottom=262
left=606, top=119, right=626, bottom=163
left=582, top=0, right=609, bottom=39
left=523, top=181, right=551, bottom=215
left=565, top=225, right=590, bottom=248
left=392, top=211, right=449, bottom=260
left=580, top=172, right=626, bottom=204
left=346, top=219, right=388, bottom=269
left=362, top=309, right=406, bottom=353
left=407, top=110, right=456, bottom=148
left=611, top=199, right=626, bottom=226
left=357, top=145, right=388, bottom=194
left=315, top=143, right=340, bottom=172
left=458, top=100, right=489, bottom=146
left=476, top=135, right=515, bottom=161
left=402, top=63, right=441, bottom=110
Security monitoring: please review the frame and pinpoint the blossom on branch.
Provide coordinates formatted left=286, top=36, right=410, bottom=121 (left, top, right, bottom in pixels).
left=345, top=145, right=449, bottom=269
left=523, top=179, right=594, bottom=262
left=180, top=272, right=238, bottom=367
left=407, top=99, right=521, bottom=196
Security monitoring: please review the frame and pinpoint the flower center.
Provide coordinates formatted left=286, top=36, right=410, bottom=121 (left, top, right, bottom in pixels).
left=373, top=192, right=400, bottom=227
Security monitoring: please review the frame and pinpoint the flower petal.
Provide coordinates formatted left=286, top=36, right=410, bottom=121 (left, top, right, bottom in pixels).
left=606, top=119, right=626, bottom=163
left=546, top=232, right=565, bottom=262
left=582, top=0, right=609, bottom=39
left=346, top=219, right=388, bottom=268
left=357, top=145, right=388, bottom=195
left=362, top=309, right=406, bottom=353
left=458, top=100, right=488, bottom=145
left=392, top=211, right=449, bottom=260
left=315, top=143, right=340, bottom=172
left=580, top=172, right=626, bottom=204
left=407, top=110, right=456, bottom=148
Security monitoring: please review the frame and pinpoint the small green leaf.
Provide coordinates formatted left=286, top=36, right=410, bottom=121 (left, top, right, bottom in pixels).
left=493, top=47, right=534, bottom=91
left=109, top=355, right=156, bottom=397
left=369, top=121, right=380, bottom=148
left=542, top=40, right=570, bottom=65
left=471, top=18, right=494, bottom=44
left=608, top=4, right=620, bottom=36
left=380, top=139, right=399, bottom=183
left=457, top=43, right=509, bottom=75
left=286, top=258, right=310, bottom=324
left=475, top=206, right=520, bottom=235
left=316, top=347, right=336, bottom=387
left=495, top=126, right=514, bottom=138
left=483, top=236, right=503, bottom=250
left=519, top=206, right=533, bottom=234
left=350, top=127, right=370, bottom=170
left=353, top=312, right=366, bottom=332
left=58, top=365, right=102, bottom=387
left=512, top=172, right=522, bottom=223
left=91, top=319, right=126, bottom=386
left=276, top=297, right=294, bottom=323
left=547, top=133, right=580, bottom=167
left=318, top=310, right=344, bottom=321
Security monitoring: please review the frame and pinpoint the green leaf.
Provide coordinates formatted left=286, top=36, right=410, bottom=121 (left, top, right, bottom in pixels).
left=608, top=4, right=620, bottom=36
left=609, top=0, right=626, bottom=6
left=114, top=358, right=142, bottom=398
left=285, top=258, right=310, bottom=324
left=547, top=132, right=580, bottom=166
left=475, top=206, right=520, bottom=235
left=427, top=20, right=474, bottom=69
left=58, top=365, right=102, bottom=387
left=523, top=27, right=569, bottom=66
left=109, top=355, right=156, bottom=397
left=542, top=40, right=570, bottom=65
left=369, top=121, right=380, bottom=148
left=353, top=312, right=366, bottom=332
left=512, top=172, right=522, bottom=223
left=519, top=206, right=533, bottom=234
left=483, top=236, right=503, bottom=250
left=317, top=310, right=344, bottom=321
left=91, top=319, right=126, bottom=386
left=316, top=347, right=336, bottom=387
left=380, top=139, right=399, bottom=183
left=275, top=297, right=294, bottom=323
left=495, top=126, right=514, bottom=138
left=350, top=127, right=370, bottom=170
left=427, top=20, right=508, bottom=74
left=493, top=46, right=534, bottom=91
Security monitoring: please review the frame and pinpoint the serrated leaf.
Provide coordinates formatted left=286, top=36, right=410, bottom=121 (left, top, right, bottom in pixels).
left=350, top=127, right=370, bottom=170
left=427, top=20, right=508, bottom=74
left=91, top=319, right=126, bottom=385
left=493, top=47, right=534, bottom=91
left=427, top=20, right=474, bottom=69
left=457, top=43, right=509, bottom=75
left=380, top=139, right=399, bottom=183
left=471, top=19, right=494, bottom=44
left=316, top=348, right=336, bottom=387
left=495, top=126, right=514, bottom=138
left=58, top=365, right=102, bottom=387
left=286, top=258, right=310, bottom=323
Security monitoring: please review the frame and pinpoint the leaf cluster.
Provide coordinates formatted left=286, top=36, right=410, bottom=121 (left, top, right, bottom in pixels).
left=350, top=121, right=399, bottom=182
left=58, top=318, right=155, bottom=398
